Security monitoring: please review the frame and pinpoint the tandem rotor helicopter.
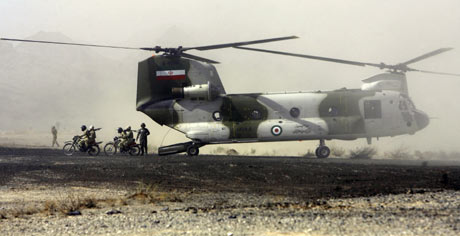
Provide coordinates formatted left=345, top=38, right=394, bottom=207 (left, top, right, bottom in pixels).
left=1, top=36, right=459, bottom=158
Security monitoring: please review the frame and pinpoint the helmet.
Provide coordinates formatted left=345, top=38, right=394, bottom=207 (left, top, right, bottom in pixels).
left=81, top=125, right=87, bottom=131
left=89, top=125, right=94, bottom=130
left=117, top=127, right=123, bottom=133
left=141, top=123, right=146, bottom=128
left=125, top=126, right=131, bottom=131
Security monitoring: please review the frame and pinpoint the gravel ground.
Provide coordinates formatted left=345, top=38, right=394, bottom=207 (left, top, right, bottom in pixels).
left=0, top=147, right=459, bottom=235
left=1, top=189, right=459, bottom=235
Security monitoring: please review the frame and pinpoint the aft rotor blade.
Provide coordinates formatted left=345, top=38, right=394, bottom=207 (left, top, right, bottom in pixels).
left=185, top=36, right=298, bottom=51
left=401, top=48, right=453, bottom=65
left=181, top=52, right=220, bottom=64
left=235, top=46, right=382, bottom=68
left=0, top=38, right=144, bottom=50
left=409, top=68, right=460, bottom=77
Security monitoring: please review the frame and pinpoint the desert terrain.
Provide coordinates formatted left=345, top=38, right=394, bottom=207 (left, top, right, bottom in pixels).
left=0, top=147, right=459, bottom=235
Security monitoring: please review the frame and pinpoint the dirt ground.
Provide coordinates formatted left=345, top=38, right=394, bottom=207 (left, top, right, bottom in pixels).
left=1, top=147, right=459, bottom=197
left=1, top=147, right=460, bottom=235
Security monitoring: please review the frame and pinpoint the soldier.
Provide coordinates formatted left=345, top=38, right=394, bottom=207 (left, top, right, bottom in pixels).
left=136, top=123, right=150, bottom=155
left=119, top=126, right=133, bottom=151
left=117, top=127, right=126, bottom=150
left=79, top=125, right=89, bottom=150
left=51, top=126, right=59, bottom=147
left=87, top=125, right=97, bottom=147
left=117, top=127, right=123, bottom=137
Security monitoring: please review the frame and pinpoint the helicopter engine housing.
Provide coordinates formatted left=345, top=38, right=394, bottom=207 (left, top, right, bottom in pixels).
left=171, top=81, right=219, bottom=101
left=361, top=80, right=402, bottom=91
left=361, top=72, right=408, bottom=94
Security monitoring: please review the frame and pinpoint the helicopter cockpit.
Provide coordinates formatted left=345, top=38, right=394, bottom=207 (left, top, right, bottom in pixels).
left=399, top=95, right=415, bottom=111
left=398, top=95, right=429, bottom=131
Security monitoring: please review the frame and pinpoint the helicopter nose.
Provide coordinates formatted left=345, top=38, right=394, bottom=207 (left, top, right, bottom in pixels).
left=414, top=110, right=430, bottom=130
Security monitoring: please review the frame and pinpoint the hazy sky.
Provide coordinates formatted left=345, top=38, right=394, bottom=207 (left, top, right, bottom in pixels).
left=1, top=0, right=460, bottom=153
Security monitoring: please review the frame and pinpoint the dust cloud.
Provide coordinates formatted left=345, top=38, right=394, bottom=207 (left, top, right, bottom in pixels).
left=0, top=0, right=459, bottom=157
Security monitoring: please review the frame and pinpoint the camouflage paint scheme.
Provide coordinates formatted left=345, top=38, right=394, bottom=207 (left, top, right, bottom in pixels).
left=137, top=56, right=429, bottom=145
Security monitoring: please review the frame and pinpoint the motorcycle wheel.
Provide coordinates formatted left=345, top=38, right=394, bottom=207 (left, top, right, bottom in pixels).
left=104, top=143, right=117, bottom=156
left=88, top=145, right=100, bottom=156
left=129, top=146, right=141, bottom=156
left=63, top=143, right=75, bottom=156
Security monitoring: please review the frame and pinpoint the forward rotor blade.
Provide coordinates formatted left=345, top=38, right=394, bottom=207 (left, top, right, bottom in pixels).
left=185, top=36, right=298, bottom=51
left=401, top=48, right=453, bottom=65
left=234, top=46, right=382, bottom=68
left=409, top=68, right=460, bottom=77
left=0, top=38, right=144, bottom=50
left=181, top=52, right=220, bottom=64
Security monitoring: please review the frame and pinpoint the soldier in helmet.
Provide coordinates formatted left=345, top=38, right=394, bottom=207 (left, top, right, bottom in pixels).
left=119, top=126, right=134, bottom=151
left=79, top=125, right=89, bottom=149
left=117, top=127, right=123, bottom=137
left=116, top=127, right=125, bottom=149
left=136, top=123, right=150, bottom=155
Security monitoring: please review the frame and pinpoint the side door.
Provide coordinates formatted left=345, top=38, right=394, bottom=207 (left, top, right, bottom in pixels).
left=363, top=99, right=384, bottom=135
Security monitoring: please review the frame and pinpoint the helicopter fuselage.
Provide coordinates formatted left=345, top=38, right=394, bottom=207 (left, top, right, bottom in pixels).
left=144, top=89, right=429, bottom=144
left=134, top=56, right=431, bottom=157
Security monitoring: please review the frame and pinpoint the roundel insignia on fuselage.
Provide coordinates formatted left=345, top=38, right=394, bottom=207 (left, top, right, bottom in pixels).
left=271, top=125, right=282, bottom=136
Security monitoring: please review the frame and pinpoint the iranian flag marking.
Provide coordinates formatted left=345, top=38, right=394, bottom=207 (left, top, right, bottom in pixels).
left=156, top=70, right=186, bottom=80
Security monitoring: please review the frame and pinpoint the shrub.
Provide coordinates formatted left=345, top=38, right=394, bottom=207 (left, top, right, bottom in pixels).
left=226, top=149, right=239, bottom=156
left=128, top=182, right=182, bottom=204
left=211, top=146, right=226, bottom=154
left=303, top=149, right=316, bottom=158
left=349, top=146, right=377, bottom=159
left=386, top=146, right=412, bottom=159
left=330, top=146, right=346, bottom=157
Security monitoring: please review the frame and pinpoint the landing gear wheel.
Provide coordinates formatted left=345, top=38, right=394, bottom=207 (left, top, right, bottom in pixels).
left=316, top=146, right=330, bottom=159
left=186, top=145, right=199, bottom=156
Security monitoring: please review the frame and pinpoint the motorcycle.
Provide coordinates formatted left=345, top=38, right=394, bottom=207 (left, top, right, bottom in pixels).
left=63, top=135, right=102, bottom=156
left=104, top=136, right=140, bottom=156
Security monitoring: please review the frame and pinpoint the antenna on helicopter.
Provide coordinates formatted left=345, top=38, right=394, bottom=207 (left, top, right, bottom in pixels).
left=0, top=36, right=298, bottom=64
left=234, top=46, right=460, bottom=76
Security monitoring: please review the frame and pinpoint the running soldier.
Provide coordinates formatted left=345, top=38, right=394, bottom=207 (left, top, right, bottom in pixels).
left=51, top=126, right=59, bottom=147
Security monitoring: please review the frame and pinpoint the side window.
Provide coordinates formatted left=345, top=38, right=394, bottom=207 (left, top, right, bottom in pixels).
left=364, top=100, right=382, bottom=119
left=250, top=109, right=262, bottom=120
left=290, top=107, right=300, bottom=118
left=212, top=111, right=222, bottom=121
left=328, top=106, right=339, bottom=116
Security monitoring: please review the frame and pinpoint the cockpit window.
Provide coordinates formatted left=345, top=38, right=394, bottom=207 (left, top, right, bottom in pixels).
left=399, top=100, right=408, bottom=110
left=399, top=95, right=415, bottom=110
left=407, top=99, right=416, bottom=109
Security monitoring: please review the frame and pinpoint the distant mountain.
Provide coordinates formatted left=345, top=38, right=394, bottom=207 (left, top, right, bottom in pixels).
left=0, top=32, right=136, bottom=131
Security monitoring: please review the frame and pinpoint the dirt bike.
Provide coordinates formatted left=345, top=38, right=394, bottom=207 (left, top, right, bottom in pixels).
left=63, top=135, right=102, bottom=156
left=104, top=137, right=140, bottom=156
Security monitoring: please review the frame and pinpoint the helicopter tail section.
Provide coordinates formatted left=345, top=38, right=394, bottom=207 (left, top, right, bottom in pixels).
left=136, top=56, right=226, bottom=125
